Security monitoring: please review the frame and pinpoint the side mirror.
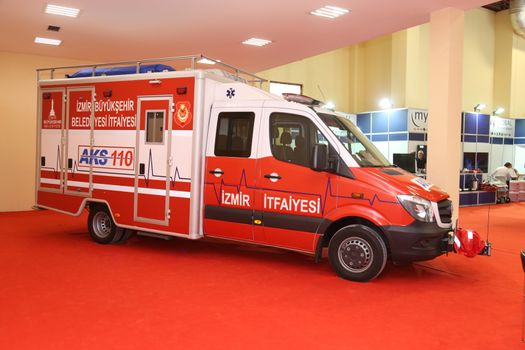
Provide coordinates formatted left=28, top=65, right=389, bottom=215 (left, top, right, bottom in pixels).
left=311, top=144, right=329, bottom=171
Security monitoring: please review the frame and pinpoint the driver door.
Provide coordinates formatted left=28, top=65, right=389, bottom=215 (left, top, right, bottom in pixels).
left=253, top=109, right=339, bottom=252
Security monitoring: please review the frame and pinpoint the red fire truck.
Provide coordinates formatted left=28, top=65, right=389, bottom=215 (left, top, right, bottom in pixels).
left=36, top=55, right=481, bottom=282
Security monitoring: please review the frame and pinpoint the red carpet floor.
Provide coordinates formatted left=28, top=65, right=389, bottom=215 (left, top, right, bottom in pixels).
left=0, top=204, right=524, bottom=349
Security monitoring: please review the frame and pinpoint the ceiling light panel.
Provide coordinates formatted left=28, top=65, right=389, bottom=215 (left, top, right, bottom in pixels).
left=311, top=5, right=349, bottom=19
left=34, top=37, right=62, bottom=46
left=45, top=4, right=80, bottom=18
left=242, top=38, right=272, bottom=47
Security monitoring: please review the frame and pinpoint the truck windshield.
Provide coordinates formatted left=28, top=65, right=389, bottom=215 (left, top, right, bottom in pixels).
left=317, top=113, right=391, bottom=167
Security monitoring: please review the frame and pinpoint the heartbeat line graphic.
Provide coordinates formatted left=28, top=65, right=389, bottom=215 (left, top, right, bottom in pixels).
left=142, top=149, right=191, bottom=187
left=40, top=145, right=63, bottom=178
left=41, top=145, right=191, bottom=188
left=205, top=169, right=399, bottom=215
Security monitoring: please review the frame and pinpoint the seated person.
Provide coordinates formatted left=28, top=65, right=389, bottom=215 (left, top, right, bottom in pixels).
left=416, top=150, right=426, bottom=173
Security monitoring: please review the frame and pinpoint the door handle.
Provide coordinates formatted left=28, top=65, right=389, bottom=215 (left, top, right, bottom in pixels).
left=264, top=173, right=282, bottom=180
left=209, top=168, right=224, bottom=176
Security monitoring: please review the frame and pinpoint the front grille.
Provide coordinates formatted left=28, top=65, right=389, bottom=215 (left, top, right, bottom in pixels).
left=437, top=199, right=452, bottom=224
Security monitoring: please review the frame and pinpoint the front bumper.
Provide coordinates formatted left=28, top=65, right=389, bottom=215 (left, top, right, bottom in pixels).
left=382, top=221, right=453, bottom=263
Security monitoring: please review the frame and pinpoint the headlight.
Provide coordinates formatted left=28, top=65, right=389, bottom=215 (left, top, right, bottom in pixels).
left=397, top=195, right=434, bottom=222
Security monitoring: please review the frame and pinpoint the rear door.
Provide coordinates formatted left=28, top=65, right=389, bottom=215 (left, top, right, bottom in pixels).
left=64, top=87, right=95, bottom=196
left=254, top=109, right=339, bottom=252
left=38, top=88, right=66, bottom=193
left=203, top=105, right=261, bottom=241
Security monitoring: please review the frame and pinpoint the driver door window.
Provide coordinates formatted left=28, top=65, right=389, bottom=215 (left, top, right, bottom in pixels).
left=270, top=113, right=319, bottom=167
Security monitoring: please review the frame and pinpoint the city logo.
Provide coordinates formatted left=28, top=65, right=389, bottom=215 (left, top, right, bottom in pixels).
left=49, top=99, right=56, bottom=120
left=42, top=92, right=62, bottom=129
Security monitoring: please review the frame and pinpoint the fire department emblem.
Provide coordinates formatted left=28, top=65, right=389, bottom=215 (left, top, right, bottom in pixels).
left=175, top=101, right=192, bottom=128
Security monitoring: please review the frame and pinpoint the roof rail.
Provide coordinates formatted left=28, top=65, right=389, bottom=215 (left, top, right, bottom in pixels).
left=36, top=54, right=267, bottom=86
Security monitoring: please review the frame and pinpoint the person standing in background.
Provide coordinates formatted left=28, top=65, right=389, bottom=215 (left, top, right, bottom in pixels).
left=416, top=150, right=426, bottom=173
left=509, top=166, right=519, bottom=180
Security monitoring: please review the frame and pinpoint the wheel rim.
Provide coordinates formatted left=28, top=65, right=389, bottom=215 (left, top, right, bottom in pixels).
left=92, top=211, right=112, bottom=239
left=338, top=237, right=374, bottom=273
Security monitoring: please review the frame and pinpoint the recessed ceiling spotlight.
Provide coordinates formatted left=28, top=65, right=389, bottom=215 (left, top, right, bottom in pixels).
left=311, top=5, right=349, bottom=19
left=47, top=25, right=61, bottom=32
left=45, top=4, right=80, bottom=18
left=242, top=38, right=272, bottom=47
left=34, top=37, right=62, bottom=46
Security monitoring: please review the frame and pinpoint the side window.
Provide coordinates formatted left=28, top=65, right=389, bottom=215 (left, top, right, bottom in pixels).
left=146, top=111, right=165, bottom=143
left=270, top=113, right=321, bottom=167
left=214, top=112, right=255, bottom=157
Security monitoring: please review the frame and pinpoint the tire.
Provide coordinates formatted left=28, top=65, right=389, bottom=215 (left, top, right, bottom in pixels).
left=115, top=228, right=134, bottom=244
left=88, top=204, right=119, bottom=244
left=328, top=224, right=388, bottom=282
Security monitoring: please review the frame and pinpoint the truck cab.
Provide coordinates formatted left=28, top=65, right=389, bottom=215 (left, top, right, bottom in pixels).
left=202, top=88, right=453, bottom=281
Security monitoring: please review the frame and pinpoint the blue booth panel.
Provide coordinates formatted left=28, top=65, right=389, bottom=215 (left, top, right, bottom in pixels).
left=460, top=192, right=478, bottom=206
left=409, top=133, right=425, bottom=141
left=477, top=114, right=490, bottom=135
left=462, top=135, right=477, bottom=143
left=477, top=135, right=490, bottom=143
left=371, top=134, right=388, bottom=142
left=479, top=191, right=496, bottom=205
left=463, top=113, right=477, bottom=134
left=491, top=137, right=503, bottom=144
left=516, top=119, right=525, bottom=138
left=371, top=112, right=389, bottom=133
left=356, top=113, right=371, bottom=134
left=389, top=133, right=408, bottom=141
left=389, top=110, right=408, bottom=132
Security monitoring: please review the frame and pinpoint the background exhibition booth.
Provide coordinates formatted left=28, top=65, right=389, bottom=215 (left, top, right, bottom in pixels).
left=355, top=109, right=525, bottom=207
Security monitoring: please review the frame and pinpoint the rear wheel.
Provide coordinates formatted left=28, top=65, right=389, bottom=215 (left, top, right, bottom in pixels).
left=328, top=224, right=388, bottom=282
left=88, top=204, right=120, bottom=244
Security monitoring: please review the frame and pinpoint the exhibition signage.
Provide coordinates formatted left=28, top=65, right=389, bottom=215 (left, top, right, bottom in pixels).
left=408, top=109, right=428, bottom=133
left=489, top=116, right=514, bottom=138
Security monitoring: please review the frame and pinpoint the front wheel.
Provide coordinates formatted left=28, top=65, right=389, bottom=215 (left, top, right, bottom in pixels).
left=328, top=224, right=388, bottom=282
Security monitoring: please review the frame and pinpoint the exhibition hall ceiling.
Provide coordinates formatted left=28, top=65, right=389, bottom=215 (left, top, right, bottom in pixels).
left=0, top=0, right=491, bottom=72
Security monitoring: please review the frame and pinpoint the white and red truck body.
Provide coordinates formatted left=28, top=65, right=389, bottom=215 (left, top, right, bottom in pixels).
left=36, top=57, right=469, bottom=281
